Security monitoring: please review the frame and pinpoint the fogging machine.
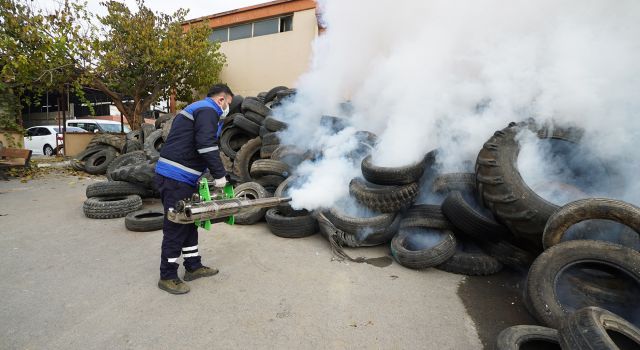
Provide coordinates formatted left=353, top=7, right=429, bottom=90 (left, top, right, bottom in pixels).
left=167, top=177, right=291, bottom=229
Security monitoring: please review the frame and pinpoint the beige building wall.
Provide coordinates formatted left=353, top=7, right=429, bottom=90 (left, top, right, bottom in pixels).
left=218, top=8, right=317, bottom=97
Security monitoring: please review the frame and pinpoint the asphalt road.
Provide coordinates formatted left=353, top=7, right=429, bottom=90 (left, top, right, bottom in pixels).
left=0, top=174, right=529, bottom=349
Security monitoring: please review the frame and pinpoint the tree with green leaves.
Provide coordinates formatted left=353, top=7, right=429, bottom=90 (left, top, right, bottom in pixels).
left=1, top=0, right=226, bottom=131
left=0, top=0, right=83, bottom=132
left=85, top=1, right=226, bottom=128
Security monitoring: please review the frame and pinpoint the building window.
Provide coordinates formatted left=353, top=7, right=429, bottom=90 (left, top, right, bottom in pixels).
left=280, top=15, right=293, bottom=32
left=229, top=23, right=252, bottom=41
left=209, top=28, right=228, bottom=42
left=209, top=14, right=294, bottom=43
left=253, top=18, right=279, bottom=37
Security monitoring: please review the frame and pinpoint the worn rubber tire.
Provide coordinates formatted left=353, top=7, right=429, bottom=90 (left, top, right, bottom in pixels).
left=233, top=182, right=270, bottom=225
left=125, top=209, right=164, bottom=232
left=264, top=116, right=288, bottom=132
left=476, top=122, right=584, bottom=252
left=260, top=145, right=278, bottom=159
left=542, top=198, right=640, bottom=249
left=83, top=195, right=142, bottom=219
left=110, top=162, right=156, bottom=187
left=220, top=127, right=251, bottom=160
left=229, top=95, right=243, bottom=114
left=496, top=325, right=560, bottom=350
left=261, top=132, right=280, bottom=146
left=432, top=173, right=476, bottom=194
left=559, top=306, right=640, bottom=350
left=250, top=159, right=289, bottom=178
left=241, top=98, right=271, bottom=117
left=220, top=153, right=233, bottom=173
left=126, top=130, right=142, bottom=142
left=87, top=133, right=126, bottom=152
left=254, top=175, right=285, bottom=194
left=244, top=111, right=265, bottom=125
left=233, top=137, right=262, bottom=182
left=270, top=145, right=306, bottom=167
left=84, top=147, right=118, bottom=175
left=143, top=129, right=164, bottom=158
left=140, top=123, right=155, bottom=141
left=161, top=116, right=175, bottom=141
left=391, top=227, right=457, bottom=269
left=442, top=191, right=511, bottom=242
left=266, top=208, right=318, bottom=238
left=401, top=204, right=455, bottom=230
left=349, top=178, right=418, bottom=213
left=436, top=239, right=503, bottom=276
left=233, top=114, right=261, bottom=136
left=526, top=240, right=640, bottom=328
left=323, top=207, right=399, bottom=247
left=86, top=180, right=150, bottom=198
left=361, top=155, right=425, bottom=185
left=106, top=151, right=147, bottom=181
left=154, top=113, right=174, bottom=130
left=274, top=176, right=305, bottom=216
left=264, top=86, right=288, bottom=103
left=479, top=238, right=535, bottom=270
left=124, top=140, right=143, bottom=153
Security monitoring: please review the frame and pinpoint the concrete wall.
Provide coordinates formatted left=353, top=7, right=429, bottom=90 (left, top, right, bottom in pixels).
left=218, top=8, right=317, bottom=97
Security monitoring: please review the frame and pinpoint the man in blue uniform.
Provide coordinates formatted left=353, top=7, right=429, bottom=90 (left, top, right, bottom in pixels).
left=154, top=84, right=233, bottom=294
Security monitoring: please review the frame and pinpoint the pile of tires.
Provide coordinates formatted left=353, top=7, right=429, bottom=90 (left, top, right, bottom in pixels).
left=79, top=117, right=171, bottom=232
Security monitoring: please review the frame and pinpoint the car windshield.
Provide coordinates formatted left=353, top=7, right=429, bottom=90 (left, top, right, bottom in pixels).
left=98, top=123, right=130, bottom=133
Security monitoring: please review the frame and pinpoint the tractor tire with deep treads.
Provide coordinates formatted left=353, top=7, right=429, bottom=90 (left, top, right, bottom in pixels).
left=265, top=208, right=318, bottom=238
left=84, top=147, right=118, bottom=175
left=83, top=195, right=142, bottom=219
left=542, top=198, right=640, bottom=249
left=143, top=129, right=164, bottom=158
left=361, top=155, right=425, bottom=185
left=161, top=115, right=175, bottom=141
left=349, top=178, right=418, bottom=213
left=475, top=121, right=584, bottom=252
left=110, top=162, right=156, bottom=187
left=559, top=306, right=640, bottom=350
left=86, top=180, right=150, bottom=198
left=125, top=209, right=164, bottom=232
left=106, top=151, right=147, bottom=180
left=525, top=240, right=640, bottom=329
left=86, top=133, right=126, bottom=152
left=496, top=325, right=560, bottom=350
left=233, top=137, right=262, bottom=182
left=123, top=140, right=142, bottom=153
left=154, top=113, right=175, bottom=130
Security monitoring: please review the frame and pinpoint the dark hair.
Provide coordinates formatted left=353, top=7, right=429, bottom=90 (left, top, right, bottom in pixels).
left=207, top=84, right=234, bottom=97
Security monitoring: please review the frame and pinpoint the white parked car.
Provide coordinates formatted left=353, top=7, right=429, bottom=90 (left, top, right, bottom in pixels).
left=66, top=119, right=131, bottom=133
left=24, top=126, right=87, bottom=156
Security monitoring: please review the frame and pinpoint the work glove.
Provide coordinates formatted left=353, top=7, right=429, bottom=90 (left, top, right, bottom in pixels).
left=213, top=176, right=227, bottom=188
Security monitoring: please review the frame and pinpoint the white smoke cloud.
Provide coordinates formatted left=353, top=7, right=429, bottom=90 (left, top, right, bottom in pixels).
left=275, top=0, right=640, bottom=210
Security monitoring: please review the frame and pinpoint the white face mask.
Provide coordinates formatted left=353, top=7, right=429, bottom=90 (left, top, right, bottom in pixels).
left=221, top=105, right=230, bottom=119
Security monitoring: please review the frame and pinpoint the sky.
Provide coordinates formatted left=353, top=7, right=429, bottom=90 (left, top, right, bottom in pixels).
left=34, top=0, right=267, bottom=20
